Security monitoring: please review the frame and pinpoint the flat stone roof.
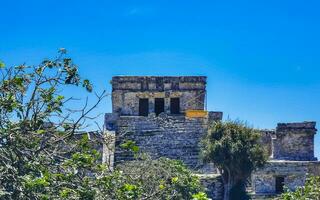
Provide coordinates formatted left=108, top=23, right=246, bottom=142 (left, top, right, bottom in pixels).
left=111, top=76, right=207, bottom=83
left=277, top=121, right=316, bottom=129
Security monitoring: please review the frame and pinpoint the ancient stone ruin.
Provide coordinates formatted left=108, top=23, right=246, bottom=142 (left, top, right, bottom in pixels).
left=252, top=122, right=320, bottom=198
left=105, top=76, right=222, bottom=168
left=104, top=76, right=320, bottom=199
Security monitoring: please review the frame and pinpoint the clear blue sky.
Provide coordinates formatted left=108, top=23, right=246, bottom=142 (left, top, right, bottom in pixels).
left=1, top=0, right=319, bottom=157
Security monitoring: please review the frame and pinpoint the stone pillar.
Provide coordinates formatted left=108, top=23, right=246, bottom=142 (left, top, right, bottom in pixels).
left=149, top=98, right=155, bottom=114
left=165, top=98, right=170, bottom=114
left=102, top=130, right=115, bottom=171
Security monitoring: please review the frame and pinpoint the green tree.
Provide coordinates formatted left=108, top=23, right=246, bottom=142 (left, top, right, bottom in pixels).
left=0, top=49, right=104, bottom=199
left=97, top=154, right=208, bottom=200
left=279, top=176, right=320, bottom=200
left=201, top=120, right=267, bottom=200
left=0, top=51, right=207, bottom=199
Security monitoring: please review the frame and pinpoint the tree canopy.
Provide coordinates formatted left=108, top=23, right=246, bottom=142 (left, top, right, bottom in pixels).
left=201, top=120, right=267, bottom=200
left=0, top=51, right=207, bottom=200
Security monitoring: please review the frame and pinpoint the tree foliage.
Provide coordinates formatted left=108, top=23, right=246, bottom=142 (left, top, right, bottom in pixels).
left=101, top=155, right=207, bottom=200
left=0, top=51, right=207, bottom=200
left=201, top=120, right=267, bottom=200
left=280, top=176, right=320, bottom=200
left=0, top=49, right=99, bottom=199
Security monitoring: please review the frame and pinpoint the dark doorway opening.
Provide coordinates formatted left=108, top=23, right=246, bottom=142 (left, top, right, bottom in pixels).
left=170, top=98, right=180, bottom=114
left=155, top=98, right=165, bottom=116
left=275, top=176, right=285, bottom=193
left=139, top=98, right=149, bottom=116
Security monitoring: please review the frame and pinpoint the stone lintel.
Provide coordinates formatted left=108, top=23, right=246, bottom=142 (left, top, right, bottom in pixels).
left=111, top=76, right=207, bottom=92
left=253, top=160, right=320, bottom=174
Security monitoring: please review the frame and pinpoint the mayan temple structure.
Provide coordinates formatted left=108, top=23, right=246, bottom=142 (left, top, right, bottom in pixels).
left=104, top=76, right=320, bottom=199
left=105, top=76, right=222, bottom=168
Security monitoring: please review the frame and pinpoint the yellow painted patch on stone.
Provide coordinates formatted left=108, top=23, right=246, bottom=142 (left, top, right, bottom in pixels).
left=185, top=110, right=208, bottom=118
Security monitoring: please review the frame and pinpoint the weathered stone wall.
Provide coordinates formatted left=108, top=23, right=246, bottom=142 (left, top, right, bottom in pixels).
left=252, top=161, right=320, bottom=194
left=111, top=76, right=207, bottom=115
left=106, top=76, right=224, bottom=169
left=252, top=122, right=319, bottom=197
left=108, top=113, right=222, bottom=169
left=197, top=174, right=223, bottom=200
left=272, top=122, right=317, bottom=161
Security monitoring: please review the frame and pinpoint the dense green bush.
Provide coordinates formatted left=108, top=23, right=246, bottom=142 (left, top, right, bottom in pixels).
left=280, top=176, right=320, bottom=200
left=95, top=154, right=207, bottom=200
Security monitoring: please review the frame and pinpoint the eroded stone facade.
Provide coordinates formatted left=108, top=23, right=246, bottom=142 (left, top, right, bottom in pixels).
left=252, top=161, right=320, bottom=194
left=105, top=76, right=222, bottom=169
left=111, top=76, right=207, bottom=116
left=252, top=122, right=320, bottom=197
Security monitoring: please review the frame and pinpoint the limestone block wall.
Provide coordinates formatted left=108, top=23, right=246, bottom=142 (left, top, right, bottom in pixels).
left=108, top=114, right=222, bottom=169
left=272, top=122, right=317, bottom=161
left=111, top=76, right=207, bottom=115
left=252, top=161, right=320, bottom=194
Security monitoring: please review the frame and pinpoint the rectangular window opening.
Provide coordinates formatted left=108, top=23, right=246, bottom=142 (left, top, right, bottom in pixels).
left=139, top=98, right=149, bottom=116
left=170, top=98, right=180, bottom=114
left=155, top=98, right=165, bottom=116
left=275, top=176, right=285, bottom=194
